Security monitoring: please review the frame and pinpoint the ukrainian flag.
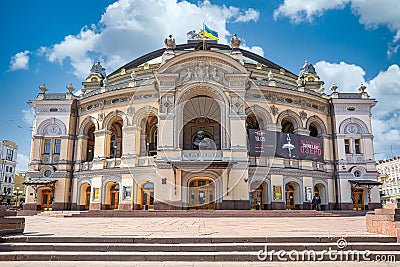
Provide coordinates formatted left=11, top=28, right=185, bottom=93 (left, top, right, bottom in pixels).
left=204, top=24, right=219, bottom=41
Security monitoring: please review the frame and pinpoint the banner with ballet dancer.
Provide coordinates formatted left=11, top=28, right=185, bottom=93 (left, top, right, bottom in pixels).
left=248, top=130, right=324, bottom=162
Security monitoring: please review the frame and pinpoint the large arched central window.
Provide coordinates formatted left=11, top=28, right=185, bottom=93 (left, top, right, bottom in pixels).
left=182, top=96, right=221, bottom=150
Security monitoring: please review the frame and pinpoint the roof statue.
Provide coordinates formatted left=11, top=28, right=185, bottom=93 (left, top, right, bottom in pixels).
left=66, top=83, right=75, bottom=94
left=329, top=83, right=338, bottom=92
left=90, top=61, right=107, bottom=78
left=164, top=34, right=176, bottom=50
left=186, top=30, right=198, bottom=40
left=39, top=84, right=48, bottom=93
left=268, top=70, right=274, bottom=81
left=299, top=60, right=317, bottom=77
left=358, top=82, right=367, bottom=93
left=230, top=34, right=241, bottom=49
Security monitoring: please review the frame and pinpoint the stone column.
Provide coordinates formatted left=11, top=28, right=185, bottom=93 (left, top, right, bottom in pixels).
left=92, top=129, right=109, bottom=170
left=75, top=135, right=88, bottom=163
left=121, top=125, right=138, bottom=167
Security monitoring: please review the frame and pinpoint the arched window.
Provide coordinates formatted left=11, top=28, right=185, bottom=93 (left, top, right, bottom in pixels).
left=309, top=124, right=318, bottom=137
left=281, top=118, right=294, bottom=134
left=107, top=116, right=123, bottom=159
left=86, top=126, right=95, bottom=162
left=110, top=134, right=117, bottom=158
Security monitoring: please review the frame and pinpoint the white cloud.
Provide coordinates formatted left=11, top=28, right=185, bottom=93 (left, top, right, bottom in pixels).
left=44, top=27, right=100, bottom=78
left=315, top=60, right=400, bottom=159
left=273, top=0, right=400, bottom=56
left=367, top=64, right=400, bottom=117
left=234, top=8, right=260, bottom=23
left=314, top=61, right=365, bottom=92
left=9, top=50, right=30, bottom=71
left=22, top=108, right=35, bottom=126
left=43, top=0, right=262, bottom=79
left=273, top=0, right=349, bottom=23
left=16, top=153, right=30, bottom=173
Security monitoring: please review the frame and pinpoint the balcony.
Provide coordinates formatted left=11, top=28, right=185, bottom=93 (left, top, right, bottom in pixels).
left=105, top=158, right=121, bottom=168
left=138, top=156, right=156, bottom=167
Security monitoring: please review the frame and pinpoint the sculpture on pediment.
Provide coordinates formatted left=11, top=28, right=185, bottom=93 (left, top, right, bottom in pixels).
left=164, top=34, right=176, bottom=50
left=211, top=67, right=222, bottom=83
left=230, top=34, right=241, bottom=49
left=90, top=61, right=106, bottom=78
left=180, top=62, right=225, bottom=85
left=299, top=60, right=317, bottom=76
left=186, top=30, right=198, bottom=40
left=39, top=84, right=48, bottom=93
left=182, top=68, right=193, bottom=83
left=66, top=83, right=75, bottom=94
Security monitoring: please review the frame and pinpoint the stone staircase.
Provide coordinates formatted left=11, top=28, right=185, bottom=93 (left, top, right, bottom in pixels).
left=0, top=236, right=399, bottom=262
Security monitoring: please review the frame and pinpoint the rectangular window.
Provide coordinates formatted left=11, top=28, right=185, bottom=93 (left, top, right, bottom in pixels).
left=54, top=139, right=61, bottom=154
left=344, top=139, right=351, bottom=154
left=44, top=139, right=51, bottom=154
left=355, top=139, right=361, bottom=154
left=6, top=149, right=13, bottom=160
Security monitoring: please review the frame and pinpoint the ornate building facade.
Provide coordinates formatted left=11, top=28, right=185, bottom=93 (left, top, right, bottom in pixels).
left=377, top=157, right=400, bottom=205
left=0, top=140, right=18, bottom=205
left=23, top=36, right=381, bottom=211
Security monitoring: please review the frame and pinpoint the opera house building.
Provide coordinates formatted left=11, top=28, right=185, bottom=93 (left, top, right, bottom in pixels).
left=23, top=35, right=382, bottom=211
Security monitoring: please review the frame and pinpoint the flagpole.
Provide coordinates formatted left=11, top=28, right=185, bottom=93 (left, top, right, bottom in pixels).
left=202, top=21, right=205, bottom=50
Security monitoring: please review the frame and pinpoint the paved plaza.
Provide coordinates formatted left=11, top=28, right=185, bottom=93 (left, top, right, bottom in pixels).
left=18, top=214, right=380, bottom=238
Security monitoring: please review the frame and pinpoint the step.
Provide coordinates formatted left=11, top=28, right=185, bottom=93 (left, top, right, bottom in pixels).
left=0, top=250, right=399, bottom=261
left=0, top=242, right=399, bottom=252
left=2, top=236, right=397, bottom=244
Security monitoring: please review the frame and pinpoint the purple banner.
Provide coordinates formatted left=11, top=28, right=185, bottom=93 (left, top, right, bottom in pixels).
left=248, top=130, right=324, bottom=162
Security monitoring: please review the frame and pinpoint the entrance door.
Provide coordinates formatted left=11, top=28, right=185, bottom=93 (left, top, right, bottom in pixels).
left=41, top=189, right=52, bottom=210
left=189, top=179, right=215, bottom=210
left=85, top=186, right=91, bottom=210
left=110, top=184, right=119, bottom=210
left=353, top=189, right=364, bottom=210
left=141, top=183, right=154, bottom=210
left=285, top=184, right=295, bottom=210
left=250, top=186, right=263, bottom=210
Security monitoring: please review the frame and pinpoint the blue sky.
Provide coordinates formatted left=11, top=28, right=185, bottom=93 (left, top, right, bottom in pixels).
left=1, top=0, right=400, bottom=171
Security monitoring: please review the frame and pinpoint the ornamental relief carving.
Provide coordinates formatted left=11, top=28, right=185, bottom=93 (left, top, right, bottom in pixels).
left=178, top=61, right=227, bottom=86
left=160, top=95, right=174, bottom=113
left=244, top=92, right=329, bottom=115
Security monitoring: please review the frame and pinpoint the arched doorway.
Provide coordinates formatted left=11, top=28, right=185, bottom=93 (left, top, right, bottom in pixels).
left=352, top=188, right=364, bottom=210
left=285, top=183, right=296, bottom=210
left=39, top=188, right=53, bottom=211
left=139, top=182, right=154, bottom=210
left=79, top=183, right=91, bottom=210
left=314, top=183, right=327, bottom=210
left=249, top=183, right=265, bottom=210
left=188, top=178, right=215, bottom=210
left=105, top=182, right=119, bottom=210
